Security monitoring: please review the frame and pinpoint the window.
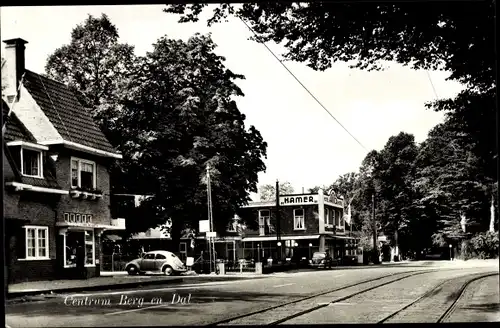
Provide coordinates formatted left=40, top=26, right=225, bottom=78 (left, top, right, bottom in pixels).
left=156, top=254, right=167, bottom=260
left=294, top=209, right=305, bottom=230
left=24, top=226, right=49, bottom=260
left=71, top=158, right=96, bottom=189
left=259, top=210, right=270, bottom=236
left=21, top=148, right=43, bottom=178
left=324, top=208, right=333, bottom=226
left=340, top=210, right=345, bottom=227
left=85, top=230, right=94, bottom=266
left=335, top=210, right=340, bottom=226
left=144, top=253, right=155, bottom=260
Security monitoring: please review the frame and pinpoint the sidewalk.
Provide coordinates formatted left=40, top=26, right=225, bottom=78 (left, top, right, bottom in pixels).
left=7, top=271, right=267, bottom=299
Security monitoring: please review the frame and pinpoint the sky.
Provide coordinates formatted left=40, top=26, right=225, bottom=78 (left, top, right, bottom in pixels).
left=1, top=5, right=465, bottom=200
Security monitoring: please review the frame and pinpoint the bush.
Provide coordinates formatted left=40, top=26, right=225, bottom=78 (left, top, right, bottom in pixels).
left=470, top=231, right=499, bottom=259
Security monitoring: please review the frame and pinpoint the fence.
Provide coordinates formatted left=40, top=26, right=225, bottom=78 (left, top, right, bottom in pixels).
left=101, top=254, right=138, bottom=272
left=224, top=259, right=256, bottom=273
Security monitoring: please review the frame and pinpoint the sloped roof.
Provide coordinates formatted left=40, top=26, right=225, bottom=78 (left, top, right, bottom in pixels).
left=3, top=100, right=37, bottom=143
left=22, top=70, right=119, bottom=155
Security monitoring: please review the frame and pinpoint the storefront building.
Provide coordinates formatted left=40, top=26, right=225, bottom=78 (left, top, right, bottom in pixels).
left=3, top=38, right=124, bottom=283
left=237, top=189, right=359, bottom=262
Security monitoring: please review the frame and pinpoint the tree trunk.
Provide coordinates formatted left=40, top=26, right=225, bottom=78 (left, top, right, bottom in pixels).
left=489, top=194, right=495, bottom=232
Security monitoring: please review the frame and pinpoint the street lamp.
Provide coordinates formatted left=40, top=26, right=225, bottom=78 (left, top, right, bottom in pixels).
left=449, top=244, right=452, bottom=261
left=309, top=243, right=312, bottom=259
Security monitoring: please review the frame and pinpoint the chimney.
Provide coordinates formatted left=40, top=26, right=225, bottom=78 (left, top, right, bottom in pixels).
left=2, top=38, right=28, bottom=103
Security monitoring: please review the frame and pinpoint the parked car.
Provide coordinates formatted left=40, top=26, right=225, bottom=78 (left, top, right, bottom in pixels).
left=125, top=250, right=187, bottom=276
left=309, top=251, right=337, bottom=269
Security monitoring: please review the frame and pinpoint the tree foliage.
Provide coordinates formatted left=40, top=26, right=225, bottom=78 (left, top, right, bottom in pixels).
left=45, top=14, right=136, bottom=116
left=46, top=16, right=268, bottom=243
left=259, top=181, right=294, bottom=201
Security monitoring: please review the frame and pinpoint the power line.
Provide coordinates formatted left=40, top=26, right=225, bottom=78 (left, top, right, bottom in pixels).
left=239, top=17, right=368, bottom=152
left=425, top=70, right=440, bottom=100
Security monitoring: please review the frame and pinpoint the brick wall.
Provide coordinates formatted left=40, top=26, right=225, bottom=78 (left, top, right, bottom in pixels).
left=52, top=148, right=112, bottom=225
left=240, top=204, right=320, bottom=237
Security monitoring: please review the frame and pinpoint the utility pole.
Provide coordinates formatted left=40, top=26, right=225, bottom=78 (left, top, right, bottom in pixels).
left=372, top=193, right=379, bottom=264
left=276, top=179, right=281, bottom=261
left=206, top=164, right=216, bottom=273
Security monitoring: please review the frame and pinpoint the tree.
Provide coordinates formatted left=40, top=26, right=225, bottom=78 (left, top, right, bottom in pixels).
left=45, top=14, right=136, bottom=120
left=373, top=132, right=419, bottom=256
left=415, top=118, right=493, bottom=247
left=107, top=34, right=268, bottom=245
left=329, top=172, right=359, bottom=215
left=259, top=181, right=294, bottom=201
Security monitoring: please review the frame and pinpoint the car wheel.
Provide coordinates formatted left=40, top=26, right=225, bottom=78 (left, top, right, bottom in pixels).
left=163, top=266, right=174, bottom=276
left=127, top=265, right=138, bottom=275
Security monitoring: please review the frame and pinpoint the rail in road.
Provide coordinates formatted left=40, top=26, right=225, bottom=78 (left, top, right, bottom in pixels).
left=377, top=271, right=499, bottom=324
left=209, top=269, right=445, bottom=326
left=210, top=269, right=497, bottom=326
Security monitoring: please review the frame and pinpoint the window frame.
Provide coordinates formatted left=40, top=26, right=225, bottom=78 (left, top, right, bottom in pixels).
left=20, top=146, right=43, bottom=178
left=70, top=157, right=97, bottom=189
left=324, top=207, right=334, bottom=227
left=293, top=208, right=305, bottom=230
left=84, top=230, right=95, bottom=266
left=179, top=242, right=187, bottom=253
left=258, top=210, right=270, bottom=236
left=23, top=226, right=49, bottom=260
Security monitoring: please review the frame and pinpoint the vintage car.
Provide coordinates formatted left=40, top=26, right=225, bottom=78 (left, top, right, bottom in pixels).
left=125, top=250, right=187, bottom=276
left=309, top=251, right=336, bottom=269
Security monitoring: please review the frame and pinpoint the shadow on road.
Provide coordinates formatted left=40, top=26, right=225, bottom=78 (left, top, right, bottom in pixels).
left=462, top=303, right=500, bottom=313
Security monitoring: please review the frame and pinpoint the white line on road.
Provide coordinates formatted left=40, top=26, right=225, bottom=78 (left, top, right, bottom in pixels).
left=273, top=283, right=296, bottom=288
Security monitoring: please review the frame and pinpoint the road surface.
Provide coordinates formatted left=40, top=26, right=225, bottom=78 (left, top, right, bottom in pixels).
left=5, top=261, right=499, bottom=326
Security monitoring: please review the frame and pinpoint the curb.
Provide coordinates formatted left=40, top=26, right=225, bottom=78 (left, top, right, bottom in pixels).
left=7, top=277, right=183, bottom=299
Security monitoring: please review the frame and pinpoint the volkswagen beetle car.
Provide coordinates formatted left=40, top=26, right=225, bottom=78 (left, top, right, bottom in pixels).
left=309, top=251, right=336, bottom=269
left=125, top=250, right=187, bottom=276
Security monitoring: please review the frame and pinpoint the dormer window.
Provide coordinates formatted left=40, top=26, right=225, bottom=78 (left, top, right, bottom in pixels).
left=21, top=148, right=43, bottom=178
left=71, top=157, right=96, bottom=189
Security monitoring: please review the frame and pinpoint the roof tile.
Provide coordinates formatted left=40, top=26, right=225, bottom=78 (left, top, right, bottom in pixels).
left=23, top=70, right=119, bottom=155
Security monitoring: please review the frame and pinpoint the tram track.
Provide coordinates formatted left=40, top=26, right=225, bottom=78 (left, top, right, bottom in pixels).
left=377, top=271, right=499, bottom=324
left=207, top=268, right=449, bottom=326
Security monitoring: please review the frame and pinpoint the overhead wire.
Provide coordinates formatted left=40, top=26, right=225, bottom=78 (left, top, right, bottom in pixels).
left=238, top=17, right=369, bottom=152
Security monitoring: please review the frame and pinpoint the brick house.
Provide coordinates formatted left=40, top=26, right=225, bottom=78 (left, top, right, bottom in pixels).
left=2, top=38, right=125, bottom=283
left=236, top=189, right=359, bottom=262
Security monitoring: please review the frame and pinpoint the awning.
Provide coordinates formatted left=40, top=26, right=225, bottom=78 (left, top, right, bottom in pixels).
left=103, top=234, right=122, bottom=241
left=332, top=235, right=357, bottom=240
left=242, top=235, right=320, bottom=242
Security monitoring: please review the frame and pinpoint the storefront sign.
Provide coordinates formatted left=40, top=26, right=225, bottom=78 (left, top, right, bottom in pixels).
left=199, top=220, right=210, bottom=233
left=280, top=195, right=317, bottom=206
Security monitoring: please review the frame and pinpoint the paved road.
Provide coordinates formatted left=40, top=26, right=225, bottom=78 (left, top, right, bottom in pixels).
left=5, top=261, right=499, bottom=327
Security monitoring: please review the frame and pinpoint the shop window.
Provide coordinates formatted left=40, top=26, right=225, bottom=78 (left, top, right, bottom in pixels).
left=24, top=226, right=49, bottom=260
left=85, top=230, right=95, bottom=266
left=294, top=209, right=305, bottom=230
left=71, top=157, right=96, bottom=189
left=64, top=230, right=95, bottom=267
left=259, top=210, right=270, bottom=236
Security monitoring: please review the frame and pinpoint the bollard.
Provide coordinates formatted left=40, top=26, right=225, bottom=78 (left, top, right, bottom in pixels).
left=240, top=262, right=243, bottom=273
left=255, top=262, right=263, bottom=274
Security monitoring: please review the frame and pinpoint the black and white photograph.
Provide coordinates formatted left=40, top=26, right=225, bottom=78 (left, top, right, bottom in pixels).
left=2, top=2, right=499, bottom=326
